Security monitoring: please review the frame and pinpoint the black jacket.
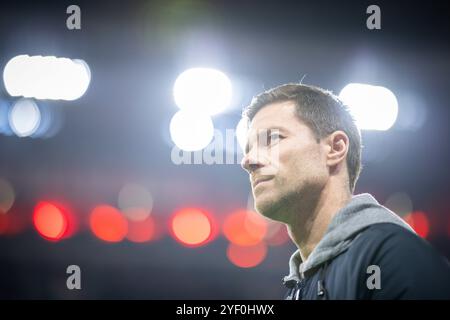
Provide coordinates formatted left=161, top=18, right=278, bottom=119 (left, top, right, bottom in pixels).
left=284, top=222, right=450, bottom=300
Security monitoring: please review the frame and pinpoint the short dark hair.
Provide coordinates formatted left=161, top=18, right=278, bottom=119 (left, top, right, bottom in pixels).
left=242, top=83, right=362, bottom=193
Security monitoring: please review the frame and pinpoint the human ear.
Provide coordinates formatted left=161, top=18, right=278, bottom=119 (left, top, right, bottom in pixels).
left=326, top=131, right=349, bottom=167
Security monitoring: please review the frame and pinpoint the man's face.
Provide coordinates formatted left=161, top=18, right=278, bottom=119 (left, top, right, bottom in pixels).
left=241, top=101, right=329, bottom=223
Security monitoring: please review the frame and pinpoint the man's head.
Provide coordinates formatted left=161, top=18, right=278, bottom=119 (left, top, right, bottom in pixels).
left=241, top=84, right=362, bottom=223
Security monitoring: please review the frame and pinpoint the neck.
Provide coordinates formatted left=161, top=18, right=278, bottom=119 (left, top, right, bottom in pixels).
left=286, top=180, right=351, bottom=262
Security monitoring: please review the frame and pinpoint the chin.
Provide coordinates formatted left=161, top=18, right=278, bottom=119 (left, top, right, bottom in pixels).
left=254, top=196, right=285, bottom=223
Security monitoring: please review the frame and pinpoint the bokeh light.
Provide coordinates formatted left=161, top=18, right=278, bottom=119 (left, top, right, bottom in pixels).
left=170, top=208, right=213, bottom=247
left=339, top=83, right=398, bottom=131
left=0, top=211, right=9, bottom=234
left=89, top=205, right=128, bottom=242
left=33, top=202, right=68, bottom=241
left=236, top=117, right=248, bottom=152
left=58, top=204, right=78, bottom=240
left=8, top=98, right=41, bottom=137
left=0, top=178, right=15, bottom=213
left=404, top=211, right=430, bottom=238
left=396, top=93, right=427, bottom=131
left=169, top=110, right=214, bottom=151
left=2, top=100, right=63, bottom=139
left=0, top=100, right=13, bottom=136
left=264, top=221, right=290, bottom=246
left=30, top=102, right=64, bottom=139
left=173, top=68, right=232, bottom=115
left=3, top=55, right=91, bottom=101
left=223, top=209, right=267, bottom=246
left=226, top=242, right=267, bottom=268
left=385, top=192, right=413, bottom=217
left=126, top=216, right=156, bottom=243
left=117, top=183, right=153, bottom=221
left=244, top=209, right=269, bottom=241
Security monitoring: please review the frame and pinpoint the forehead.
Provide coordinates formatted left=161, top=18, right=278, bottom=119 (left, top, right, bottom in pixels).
left=248, top=100, right=304, bottom=134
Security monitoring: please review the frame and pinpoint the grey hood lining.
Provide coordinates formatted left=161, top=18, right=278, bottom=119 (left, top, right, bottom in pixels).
left=283, top=193, right=415, bottom=282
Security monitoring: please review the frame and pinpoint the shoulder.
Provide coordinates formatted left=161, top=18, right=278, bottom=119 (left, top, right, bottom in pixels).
left=352, top=223, right=445, bottom=262
left=353, top=222, right=422, bottom=247
left=350, top=222, right=450, bottom=274
left=348, top=223, right=450, bottom=299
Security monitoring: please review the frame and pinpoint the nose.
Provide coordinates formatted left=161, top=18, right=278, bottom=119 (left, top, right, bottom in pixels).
left=241, top=149, right=264, bottom=173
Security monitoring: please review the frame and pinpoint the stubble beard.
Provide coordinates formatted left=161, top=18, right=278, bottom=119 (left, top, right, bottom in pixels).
left=254, top=178, right=300, bottom=224
left=254, top=177, right=324, bottom=226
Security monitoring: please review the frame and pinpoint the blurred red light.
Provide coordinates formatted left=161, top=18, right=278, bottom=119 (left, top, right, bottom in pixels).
left=33, top=202, right=68, bottom=241
left=126, top=216, right=155, bottom=243
left=227, top=242, right=267, bottom=268
left=404, top=211, right=430, bottom=238
left=89, top=205, right=128, bottom=242
left=265, top=222, right=290, bottom=246
left=223, top=209, right=267, bottom=246
left=61, top=208, right=78, bottom=239
left=0, top=212, right=8, bottom=235
left=170, top=208, right=213, bottom=247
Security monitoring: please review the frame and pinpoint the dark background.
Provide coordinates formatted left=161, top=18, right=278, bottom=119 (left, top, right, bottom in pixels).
left=0, top=0, right=449, bottom=299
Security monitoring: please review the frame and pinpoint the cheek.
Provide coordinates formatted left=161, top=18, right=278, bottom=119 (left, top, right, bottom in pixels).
left=276, top=143, right=325, bottom=178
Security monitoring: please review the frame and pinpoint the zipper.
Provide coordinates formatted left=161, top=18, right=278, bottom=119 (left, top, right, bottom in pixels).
left=293, top=279, right=305, bottom=300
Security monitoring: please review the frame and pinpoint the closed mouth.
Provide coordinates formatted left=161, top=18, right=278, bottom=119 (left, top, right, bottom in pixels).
left=253, top=177, right=273, bottom=188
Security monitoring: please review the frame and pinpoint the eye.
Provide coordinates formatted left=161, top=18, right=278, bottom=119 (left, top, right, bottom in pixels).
left=268, top=131, right=284, bottom=145
left=269, top=132, right=281, bottom=141
left=256, top=130, right=284, bottom=147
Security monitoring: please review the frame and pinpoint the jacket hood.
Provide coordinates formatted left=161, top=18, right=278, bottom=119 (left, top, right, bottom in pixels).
left=283, top=193, right=415, bottom=283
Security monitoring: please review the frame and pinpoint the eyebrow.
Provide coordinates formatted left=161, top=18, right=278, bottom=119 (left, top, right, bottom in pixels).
left=244, top=126, right=289, bottom=154
left=265, top=126, right=290, bottom=134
